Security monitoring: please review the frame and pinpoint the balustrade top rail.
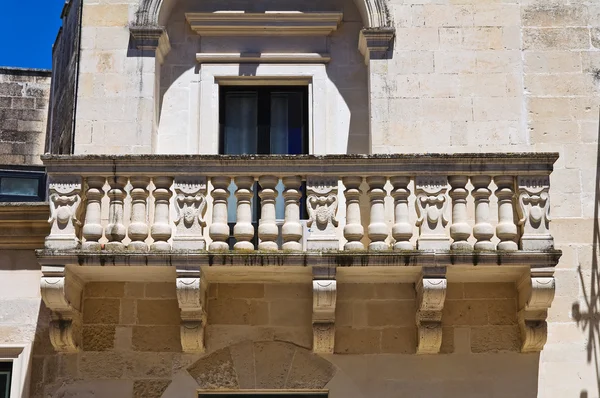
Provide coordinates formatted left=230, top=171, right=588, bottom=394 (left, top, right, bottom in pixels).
left=41, top=153, right=559, bottom=176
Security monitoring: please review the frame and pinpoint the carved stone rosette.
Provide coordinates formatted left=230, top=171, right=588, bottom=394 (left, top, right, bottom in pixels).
left=40, top=266, right=83, bottom=352
left=46, top=176, right=82, bottom=250
left=306, top=177, right=339, bottom=250
left=176, top=268, right=207, bottom=352
left=173, top=177, right=207, bottom=250
left=517, top=176, right=553, bottom=250
left=415, top=176, right=450, bottom=250
left=312, top=275, right=337, bottom=354
left=517, top=271, right=555, bottom=353
left=415, top=269, right=447, bottom=354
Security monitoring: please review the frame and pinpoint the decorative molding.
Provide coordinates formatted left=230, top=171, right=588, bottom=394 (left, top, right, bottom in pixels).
left=129, top=25, right=171, bottom=63
left=185, top=12, right=343, bottom=37
left=415, top=176, right=449, bottom=251
left=176, top=268, right=208, bottom=352
left=358, top=28, right=395, bottom=64
left=46, top=176, right=82, bottom=250
left=517, top=271, right=555, bottom=353
left=196, top=52, right=331, bottom=64
left=517, top=176, right=553, bottom=250
left=173, top=177, right=207, bottom=250
left=306, top=177, right=339, bottom=250
left=312, top=268, right=337, bottom=354
left=0, top=203, right=49, bottom=249
left=415, top=268, right=447, bottom=354
left=40, top=265, right=83, bottom=352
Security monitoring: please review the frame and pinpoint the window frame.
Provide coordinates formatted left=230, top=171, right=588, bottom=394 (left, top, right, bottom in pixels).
left=0, top=345, right=31, bottom=398
left=0, top=166, right=46, bottom=202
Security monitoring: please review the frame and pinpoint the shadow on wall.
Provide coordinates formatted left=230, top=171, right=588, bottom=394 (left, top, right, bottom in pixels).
left=573, top=108, right=600, bottom=398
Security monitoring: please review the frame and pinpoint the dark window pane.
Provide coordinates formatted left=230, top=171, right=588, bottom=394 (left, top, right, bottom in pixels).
left=0, top=177, right=39, bottom=196
left=0, top=362, right=12, bottom=398
left=223, top=92, right=258, bottom=155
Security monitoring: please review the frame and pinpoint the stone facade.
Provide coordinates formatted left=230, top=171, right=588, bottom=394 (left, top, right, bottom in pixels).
left=0, top=0, right=599, bottom=397
left=0, top=68, right=51, bottom=165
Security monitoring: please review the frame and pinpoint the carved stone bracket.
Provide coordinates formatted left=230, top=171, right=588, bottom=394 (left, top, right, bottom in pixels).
left=517, top=176, right=553, bottom=250
left=358, top=28, right=395, bottom=64
left=517, top=270, right=555, bottom=353
left=415, top=176, right=450, bottom=251
left=40, top=265, right=83, bottom=352
left=415, top=267, right=447, bottom=354
left=173, top=177, right=207, bottom=250
left=312, top=267, right=337, bottom=354
left=129, top=25, right=171, bottom=64
left=46, top=176, right=82, bottom=250
left=306, top=177, right=339, bottom=250
left=176, top=268, right=208, bottom=352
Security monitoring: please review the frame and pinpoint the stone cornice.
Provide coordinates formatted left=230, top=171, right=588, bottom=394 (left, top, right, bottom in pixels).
left=0, top=203, right=50, bottom=249
left=40, top=153, right=560, bottom=177
left=359, top=28, right=395, bottom=64
left=185, top=12, right=343, bottom=36
left=129, top=25, right=171, bottom=63
left=196, top=52, right=331, bottom=64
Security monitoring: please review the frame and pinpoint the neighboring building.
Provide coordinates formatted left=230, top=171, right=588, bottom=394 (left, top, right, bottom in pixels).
left=0, top=0, right=598, bottom=397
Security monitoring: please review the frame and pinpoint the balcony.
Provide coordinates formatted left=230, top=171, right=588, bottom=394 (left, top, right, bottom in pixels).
left=36, top=153, right=561, bottom=354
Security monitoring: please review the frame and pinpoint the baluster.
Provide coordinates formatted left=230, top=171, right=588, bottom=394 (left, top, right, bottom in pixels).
left=209, top=176, right=231, bottom=251
left=82, top=177, right=105, bottom=250
left=105, top=176, right=127, bottom=250
left=367, top=176, right=388, bottom=250
left=472, top=176, right=495, bottom=250
left=234, top=176, right=255, bottom=250
left=390, top=176, right=413, bottom=250
left=343, top=176, right=364, bottom=251
left=151, top=176, right=173, bottom=251
left=128, top=177, right=150, bottom=251
left=258, top=175, right=279, bottom=251
left=495, top=176, right=518, bottom=251
left=282, top=176, right=303, bottom=251
left=448, top=176, right=472, bottom=250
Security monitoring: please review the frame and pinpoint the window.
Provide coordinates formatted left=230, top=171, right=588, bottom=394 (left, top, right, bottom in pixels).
left=0, top=167, right=46, bottom=202
left=219, top=86, right=309, bottom=155
left=219, top=86, right=309, bottom=248
left=0, top=362, right=10, bottom=398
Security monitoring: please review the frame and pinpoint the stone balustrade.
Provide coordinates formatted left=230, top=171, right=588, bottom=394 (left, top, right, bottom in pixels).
left=42, top=153, right=558, bottom=253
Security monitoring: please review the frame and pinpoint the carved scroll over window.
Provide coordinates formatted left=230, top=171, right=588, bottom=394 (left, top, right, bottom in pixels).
left=517, top=176, right=553, bottom=250
left=306, top=177, right=339, bottom=250
left=46, top=176, right=82, bottom=250
left=173, top=177, right=207, bottom=250
left=415, top=176, right=449, bottom=250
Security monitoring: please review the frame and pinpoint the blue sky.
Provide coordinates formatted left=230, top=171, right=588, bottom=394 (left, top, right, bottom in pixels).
left=0, top=1, right=64, bottom=69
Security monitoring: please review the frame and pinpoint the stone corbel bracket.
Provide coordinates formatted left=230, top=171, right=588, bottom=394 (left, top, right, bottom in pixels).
left=312, top=267, right=337, bottom=354
left=176, top=268, right=208, bottom=352
left=517, top=269, right=556, bottom=352
left=415, top=267, right=447, bottom=354
left=129, top=25, right=171, bottom=64
left=358, top=28, right=395, bottom=64
left=40, top=265, right=83, bottom=352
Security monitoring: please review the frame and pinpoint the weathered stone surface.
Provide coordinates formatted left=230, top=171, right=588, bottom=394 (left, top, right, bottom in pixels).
left=124, top=353, right=174, bottom=378
left=381, top=327, right=417, bottom=354
left=133, top=379, right=170, bottom=398
left=335, top=327, right=381, bottom=354
left=145, top=282, right=177, bottom=298
left=463, top=283, right=516, bottom=299
left=367, top=301, right=416, bottom=327
left=85, top=282, right=125, bottom=298
left=83, top=298, right=120, bottom=324
left=136, top=299, right=180, bottom=325
left=80, top=352, right=126, bottom=378
left=270, top=299, right=312, bottom=327
left=254, top=341, right=296, bottom=389
left=208, top=298, right=268, bottom=325
left=471, top=325, right=521, bottom=353
left=82, top=325, right=116, bottom=351
left=187, top=347, right=239, bottom=389
left=286, top=346, right=335, bottom=388
left=229, top=341, right=256, bottom=388
left=443, top=301, right=488, bottom=326
left=132, top=326, right=182, bottom=352
left=217, top=283, right=265, bottom=298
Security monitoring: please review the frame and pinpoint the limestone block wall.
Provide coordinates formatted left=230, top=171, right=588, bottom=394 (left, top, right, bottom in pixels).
left=0, top=68, right=51, bottom=165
